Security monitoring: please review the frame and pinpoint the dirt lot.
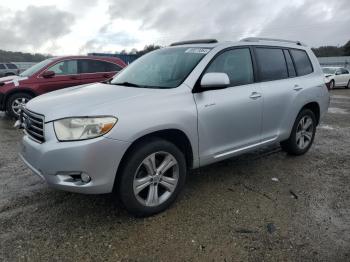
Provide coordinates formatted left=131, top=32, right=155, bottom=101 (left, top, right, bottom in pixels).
left=0, top=89, right=349, bottom=262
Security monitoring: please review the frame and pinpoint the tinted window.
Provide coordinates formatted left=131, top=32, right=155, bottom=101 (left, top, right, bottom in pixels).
left=0, top=64, right=5, bottom=69
left=290, top=49, right=313, bottom=76
left=255, top=48, right=288, bottom=81
left=205, top=48, right=254, bottom=86
left=6, top=63, right=18, bottom=69
left=48, top=60, right=78, bottom=75
left=283, top=50, right=296, bottom=77
left=79, top=60, right=123, bottom=73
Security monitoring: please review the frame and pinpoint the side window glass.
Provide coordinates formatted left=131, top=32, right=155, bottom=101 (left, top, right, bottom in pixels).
left=0, top=64, right=6, bottom=69
left=255, top=48, right=288, bottom=81
left=290, top=49, right=313, bottom=76
left=205, top=48, right=254, bottom=86
left=283, top=50, right=296, bottom=77
left=78, top=60, right=122, bottom=73
left=341, top=68, right=349, bottom=74
left=6, top=63, right=18, bottom=69
left=48, top=60, right=78, bottom=75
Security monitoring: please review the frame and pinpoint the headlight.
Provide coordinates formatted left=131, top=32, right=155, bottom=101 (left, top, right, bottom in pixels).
left=53, top=117, right=117, bottom=141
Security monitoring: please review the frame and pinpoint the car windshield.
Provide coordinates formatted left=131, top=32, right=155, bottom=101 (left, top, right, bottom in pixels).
left=111, top=47, right=211, bottom=88
left=19, top=58, right=54, bottom=77
left=322, top=68, right=337, bottom=74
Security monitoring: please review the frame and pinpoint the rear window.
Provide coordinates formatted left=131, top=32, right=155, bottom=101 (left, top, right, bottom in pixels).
left=0, top=64, right=5, bottom=69
left=290, top=49, right=313, bottom=76
left=6, top=63, right=18, bottom=69
left=79, top=60, right=123, bottom=73
left=255, top=48, right=288, bottom=81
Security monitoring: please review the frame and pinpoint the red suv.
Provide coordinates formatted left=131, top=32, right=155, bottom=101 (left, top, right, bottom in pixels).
left=0, top=56, right=126, bottom=118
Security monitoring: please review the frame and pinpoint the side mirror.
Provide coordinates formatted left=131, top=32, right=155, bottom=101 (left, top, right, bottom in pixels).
left=200, top=73, right=230, bottom=89
left=42, top=70, right=55, bottom=78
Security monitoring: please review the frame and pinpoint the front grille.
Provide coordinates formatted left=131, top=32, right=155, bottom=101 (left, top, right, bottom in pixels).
left=21, top=109, right=45, bottom=143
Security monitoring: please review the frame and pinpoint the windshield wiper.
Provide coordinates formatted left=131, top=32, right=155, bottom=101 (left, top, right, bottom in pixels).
left=111, top=81, right=141, bottom=87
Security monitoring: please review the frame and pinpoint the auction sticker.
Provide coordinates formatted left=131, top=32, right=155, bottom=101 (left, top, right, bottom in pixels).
left=185, top=48, right=211, bottom=54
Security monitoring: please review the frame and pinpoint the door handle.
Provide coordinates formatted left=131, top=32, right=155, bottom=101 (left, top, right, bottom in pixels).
left=249, top=92, right=262, bottom=99
left=293, top=85, right=303, bottom=91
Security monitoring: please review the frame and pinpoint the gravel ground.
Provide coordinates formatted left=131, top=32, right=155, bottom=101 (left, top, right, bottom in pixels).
left=0, top=89, right=349, bottom=262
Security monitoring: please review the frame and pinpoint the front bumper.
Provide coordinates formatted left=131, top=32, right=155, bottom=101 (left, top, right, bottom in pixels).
left=19, top=122, right=130, bottom=194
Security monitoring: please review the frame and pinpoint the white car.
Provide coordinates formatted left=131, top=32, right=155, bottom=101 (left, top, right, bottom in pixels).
left=322, top=67, right=350, bottom=89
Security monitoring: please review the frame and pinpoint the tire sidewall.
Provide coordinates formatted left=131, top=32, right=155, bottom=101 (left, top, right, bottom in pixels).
left=289, top=109, right=317, bottom=155
left=117, top=138, right=187, bottom=217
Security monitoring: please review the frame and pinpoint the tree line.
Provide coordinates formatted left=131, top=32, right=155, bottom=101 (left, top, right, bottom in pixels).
left=0, top=41, right=349, bottom=62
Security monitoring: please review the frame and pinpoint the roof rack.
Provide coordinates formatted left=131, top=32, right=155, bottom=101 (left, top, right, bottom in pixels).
left=241, top=37, right=306, bottom=46
left=170, top=39, right=218, bottom=46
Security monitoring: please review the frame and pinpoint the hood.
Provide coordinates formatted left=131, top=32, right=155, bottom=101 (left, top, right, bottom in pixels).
left=0, top=75, right=28, bottom=86
left=26, top=83, right=167, bottom=122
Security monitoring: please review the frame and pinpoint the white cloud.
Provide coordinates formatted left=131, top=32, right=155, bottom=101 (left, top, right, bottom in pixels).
left=0, top=0, right=349, bottom=55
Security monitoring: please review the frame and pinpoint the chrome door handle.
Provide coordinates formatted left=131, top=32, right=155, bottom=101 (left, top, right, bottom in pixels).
left=250, top=92, right=262, bottom=99
left=293, top=85, right=303, bottom=91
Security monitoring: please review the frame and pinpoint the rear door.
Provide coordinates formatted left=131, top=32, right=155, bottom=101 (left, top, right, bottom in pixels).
left=78, top=59, right=123, bottom=85
left=35, top=59, right=81, bottom=94
left=254, top=47, right=299, bottom=141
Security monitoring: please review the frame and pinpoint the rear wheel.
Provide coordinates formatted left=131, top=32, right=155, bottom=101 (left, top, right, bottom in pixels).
left=116, top=138, right=187, bottom=217
left=281, top=109, right=316, bottom=155
left=6, top=93, right=33, bottom=119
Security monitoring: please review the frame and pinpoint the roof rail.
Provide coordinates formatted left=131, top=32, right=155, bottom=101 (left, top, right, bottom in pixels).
left=170, top=39, right=218, bottom=46
left=241, top=37, right=306, bottom=46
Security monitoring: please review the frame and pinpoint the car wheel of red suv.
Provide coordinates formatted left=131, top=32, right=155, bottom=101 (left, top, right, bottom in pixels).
left=6, top=92, right=33, bottom=119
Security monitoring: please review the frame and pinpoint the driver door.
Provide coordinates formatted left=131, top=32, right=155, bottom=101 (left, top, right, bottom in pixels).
left=194, top=48, right=263, bottom=164
left=36, top=59, right=81, bottom=94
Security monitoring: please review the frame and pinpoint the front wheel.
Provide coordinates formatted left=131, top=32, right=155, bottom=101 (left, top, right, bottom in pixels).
left=281, top=109, right=316, bottom=155
left=329, top=80, right=335, bottom=90
left=346, top=80, right=350, bottom=89
left=6, top=92, right=33, bottom=119
left=116, top=138, right=187, bottom=217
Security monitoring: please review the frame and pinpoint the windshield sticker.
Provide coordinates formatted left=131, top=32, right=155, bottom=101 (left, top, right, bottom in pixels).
left=185, top=48, right=211, bottom=54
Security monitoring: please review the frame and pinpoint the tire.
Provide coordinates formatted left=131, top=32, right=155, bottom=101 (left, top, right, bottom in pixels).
left=280, top=109, right=316, bottom=156
left=6, top=92, right=33, bottom=119
left=116, top=138, right=187, bottom=217
left=346, top=80, right=350, bottom=89
left=329, top=80, right=335, bottom=90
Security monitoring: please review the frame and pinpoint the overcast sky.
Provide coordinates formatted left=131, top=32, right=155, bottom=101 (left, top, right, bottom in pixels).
left=0, top=0, right=349, bottom=55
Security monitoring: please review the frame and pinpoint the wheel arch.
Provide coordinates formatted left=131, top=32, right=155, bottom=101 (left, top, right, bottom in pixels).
left=113, top=129, right=195, bottom=191
left=301, top=101, right=320, bottom=125
left=4, top=88, right=37, bottom=108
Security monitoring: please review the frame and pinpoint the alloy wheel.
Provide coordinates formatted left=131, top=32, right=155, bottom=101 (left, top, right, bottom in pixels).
left=133, top=151, right=179, bottom=207
left=296, top=115, right=314, bottom=150
left=11, top=97, right=29, bottom=116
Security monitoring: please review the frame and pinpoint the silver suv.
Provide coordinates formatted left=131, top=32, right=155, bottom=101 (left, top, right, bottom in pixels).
left=18, top=38, right=330, bottom=216
left=0, top=62, right=19, bottom=77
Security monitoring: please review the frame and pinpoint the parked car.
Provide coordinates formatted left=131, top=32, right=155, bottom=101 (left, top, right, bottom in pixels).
left=0, top=62, right=20, bottom=77
left=18, top=38, right=330, bottom=216
left=0, top=56, right=126, bottom=118
left=322, top=66, right=350, bottom=89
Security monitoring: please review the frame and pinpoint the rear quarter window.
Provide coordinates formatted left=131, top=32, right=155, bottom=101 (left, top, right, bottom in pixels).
left=0, top=64, right=6, bottom=69
left=290, top=49, right=313, bottom=76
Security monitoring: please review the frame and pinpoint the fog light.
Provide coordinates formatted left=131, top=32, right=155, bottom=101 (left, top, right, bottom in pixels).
left=81, top=173, right=91, bottom=183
